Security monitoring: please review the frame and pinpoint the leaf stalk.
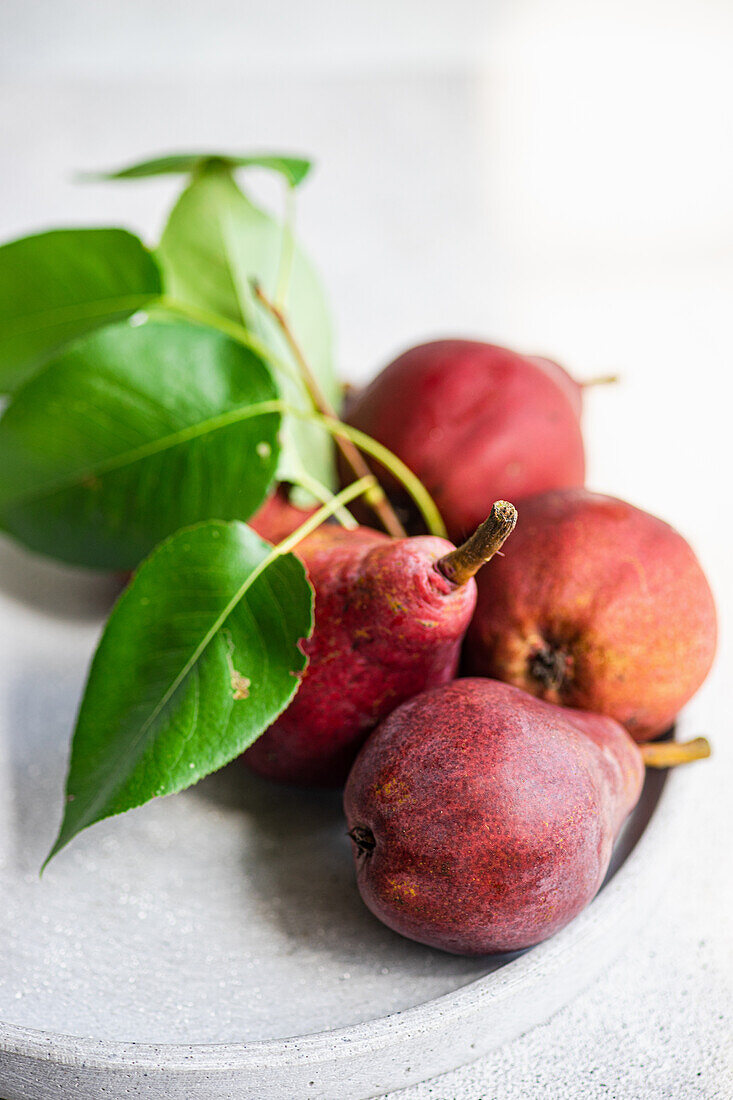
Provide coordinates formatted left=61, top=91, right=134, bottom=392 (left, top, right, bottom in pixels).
left=252, top=281, right=407, bottom=539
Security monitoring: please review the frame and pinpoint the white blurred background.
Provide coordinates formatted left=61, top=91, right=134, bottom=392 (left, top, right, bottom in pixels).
left=1, top=2, right=731, bottom=1096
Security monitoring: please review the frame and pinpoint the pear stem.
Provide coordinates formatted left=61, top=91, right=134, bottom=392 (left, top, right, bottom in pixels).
left=580, top=373, right=620, bottom=388
left=639, top=737, right=711, bottom=769
left=252, top=281, right=407, bottom=539
left=436, top=501, right=518, bottom=587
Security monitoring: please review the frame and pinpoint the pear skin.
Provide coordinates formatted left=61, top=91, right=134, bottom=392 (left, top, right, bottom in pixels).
left=465, top=489, right=717, bottom=741
left=344, top=678, right=644, bottom=955
left=343, top=340, right=585, bottom=540
left=248, top=486, right=318, bottom=544
left=244, top=504, right=517, bottom=787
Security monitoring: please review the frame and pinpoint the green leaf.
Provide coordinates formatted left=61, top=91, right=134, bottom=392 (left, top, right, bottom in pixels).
left=157, top=166, right=338, bottom=492
left=83, top=152, right=312, bottom=188
left=46, top=520, right=314, bottom=863
left=0, top=319, right=281, bottom=569
left=0, top=228, right=162, bottom=392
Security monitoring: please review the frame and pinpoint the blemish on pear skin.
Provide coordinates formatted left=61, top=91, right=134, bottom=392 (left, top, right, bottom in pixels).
left=231, top=672, right=251, bottom=700
left=244, top=510, right=479, bottom=787
left=344, top=677, right=648, bottom=955
left=375, top=776, right=411, bottom=807
left=387, top=878, right=417, bottom=904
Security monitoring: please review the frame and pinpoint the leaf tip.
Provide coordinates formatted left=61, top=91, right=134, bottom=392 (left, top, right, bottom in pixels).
left=42, top=809, right=76, bottom=873
left=40, top=838, right=62, bottom=876
left=288, top=159, right=313, bottom=188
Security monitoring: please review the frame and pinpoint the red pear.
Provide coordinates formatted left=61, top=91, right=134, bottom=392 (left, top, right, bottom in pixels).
left=343, top=340, right=585, bottom=539
left=527, top=355, right=583, bottom=416
left=244, top=503, right=517, bottom=787
left=345, top=678, right=647, bottom=955
left=465, top=489, right=717, bottom=741
left=248, top=486, right=318, bottom=544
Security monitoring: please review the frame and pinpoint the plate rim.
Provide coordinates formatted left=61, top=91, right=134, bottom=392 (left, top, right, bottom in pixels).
left=0, top=757, right=677, bottom=1073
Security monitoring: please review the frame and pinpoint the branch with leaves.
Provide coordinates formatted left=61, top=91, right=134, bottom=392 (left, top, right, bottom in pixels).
left=0, top=150, right=446, bottom=863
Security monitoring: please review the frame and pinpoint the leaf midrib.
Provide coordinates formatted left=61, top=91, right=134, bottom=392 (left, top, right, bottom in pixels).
left=1, top=398, right=283, bottom=510
left=58, top=538, right=281, bottom=849
left=46, top=478, right=367, bottom=864
left=65, top=482, right=354, bottom=844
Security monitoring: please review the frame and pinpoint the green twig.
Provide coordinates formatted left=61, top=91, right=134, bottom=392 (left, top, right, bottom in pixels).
left=252, top=282, right=407, bottom=539
left=289, top=469, right=358, bottom=529
left=155, top=297, right=446, bottom=538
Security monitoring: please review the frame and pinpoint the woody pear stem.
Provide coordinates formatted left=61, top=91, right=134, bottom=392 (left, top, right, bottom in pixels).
left=639, top=737, right=711, bottom=769
left=437, top=501, right=518, bottom=587
left=252, top=281, right=407, bottom=539
left=580, top=374, right=620, bottom=388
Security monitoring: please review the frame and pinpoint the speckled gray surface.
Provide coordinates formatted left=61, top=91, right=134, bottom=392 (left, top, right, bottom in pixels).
left=0, top=570, right=666, bottom=1046
left=1, top=522, right=729, bottom=1100
left=0, top=635, right=493, bottom=1045
left=384, top=892, right=732, bottom=1100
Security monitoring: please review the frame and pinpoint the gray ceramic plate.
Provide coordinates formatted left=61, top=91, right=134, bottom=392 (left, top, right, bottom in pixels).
left=0, top=547, right=682, bottom=1100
